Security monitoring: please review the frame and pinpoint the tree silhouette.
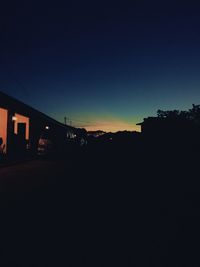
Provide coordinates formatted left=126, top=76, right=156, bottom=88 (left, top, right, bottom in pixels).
left=157, top=109, right=181, bottom=119
left=157, top=108, right=196, bottom=121
left=188, top=104, right=200, bottom=122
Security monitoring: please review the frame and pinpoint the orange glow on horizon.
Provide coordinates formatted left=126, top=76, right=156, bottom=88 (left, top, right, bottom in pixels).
left=84, top=120, right=141, bottom=133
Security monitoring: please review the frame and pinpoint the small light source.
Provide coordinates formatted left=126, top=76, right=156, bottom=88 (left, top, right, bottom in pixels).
left=12, top=116, right=17, bottom=121
left=45, top=126, right=50, bottom=130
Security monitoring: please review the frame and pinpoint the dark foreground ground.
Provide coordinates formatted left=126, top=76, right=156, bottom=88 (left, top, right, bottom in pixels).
left=0, top=143, right=200, bottom=266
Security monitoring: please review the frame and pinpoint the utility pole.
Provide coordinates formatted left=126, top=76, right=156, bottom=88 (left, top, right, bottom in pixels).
left=64, top=117, right=72, bottom=126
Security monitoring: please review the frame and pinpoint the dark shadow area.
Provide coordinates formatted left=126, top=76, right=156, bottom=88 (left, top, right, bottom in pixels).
left=0, top=105, right=200, bottom=266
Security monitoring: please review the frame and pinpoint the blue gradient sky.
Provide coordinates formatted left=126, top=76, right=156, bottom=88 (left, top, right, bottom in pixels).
left=1, top=1, right=200, bottom=131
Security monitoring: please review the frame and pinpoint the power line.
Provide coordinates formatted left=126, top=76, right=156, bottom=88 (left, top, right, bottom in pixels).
left=70, top=118, right=91, bottom=124
left=63, top=116, right=93, bottom=128
left=63, top=115, right=91, bottom=124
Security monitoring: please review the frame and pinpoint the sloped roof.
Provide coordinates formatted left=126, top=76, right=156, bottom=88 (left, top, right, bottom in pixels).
left=0, top=90, right=76, bottom=131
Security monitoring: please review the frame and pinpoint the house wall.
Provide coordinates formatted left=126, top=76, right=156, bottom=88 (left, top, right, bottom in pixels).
left=0, top=92, right=79, bottom=157
left=14, top=113, right=30, bottom=140
left=0, top=108, right=8, bottom=153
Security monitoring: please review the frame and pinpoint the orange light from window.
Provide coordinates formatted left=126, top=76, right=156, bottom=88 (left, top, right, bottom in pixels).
left=14, top=113, right=30, bottom=140
left=0, top=108, right=8, bottom=153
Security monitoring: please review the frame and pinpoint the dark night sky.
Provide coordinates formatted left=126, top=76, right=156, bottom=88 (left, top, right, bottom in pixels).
left=1, top=1, right=200, bottom=131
